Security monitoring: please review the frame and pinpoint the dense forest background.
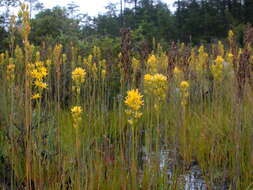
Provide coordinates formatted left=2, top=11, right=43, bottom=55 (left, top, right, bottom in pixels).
left=0, top=0, right=253, bottom=52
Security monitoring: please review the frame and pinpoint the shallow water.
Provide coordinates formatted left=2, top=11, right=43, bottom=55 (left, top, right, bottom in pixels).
left=183, top=165, right=207, bottom=190
left=141, top=148, right=228, bottom=190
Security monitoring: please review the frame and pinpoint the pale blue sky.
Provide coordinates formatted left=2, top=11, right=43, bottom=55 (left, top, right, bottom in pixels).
left=41, top=0, right=176, bottom=16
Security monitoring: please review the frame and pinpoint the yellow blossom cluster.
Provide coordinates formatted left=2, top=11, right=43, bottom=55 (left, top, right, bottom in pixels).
left=144, top=73, right=168, bottom=101
left=180, top=81, right=190, bottom=106
left=146, top=50, right=168, bottom=74
left=72, top=67, right=86, bottom=95
left=211, top=56, right=224, bottom=82
left=218, top=41, right=225, bottom=57
left=228, top=30, right=234, bottom=44
left=226, top=53, right=233, bottom=65
left=32, top=93, right=41, bottom=100
left=0, top=53, right=5, bottom=65
left=99, top=60, right=107, bottom=80
left=71, top=106, right=83, bottom=129
left=146, top=54, right=158, bottom=73
left=132, top=57, right=140, bottom=75
left=7, top=59, right=15, bottom=82
left=72, top=67, right=86, bottom=84
left=196, top=46, right=208, bottom=73
left=101, top=68, right=106, bottom=80
left=124, top=89, right=144, bottom=125
left=83, top=53, right=107, bottom=80
left=30, top=61, right=48, bottom=100
left=45, top=59, right=52, bottom=67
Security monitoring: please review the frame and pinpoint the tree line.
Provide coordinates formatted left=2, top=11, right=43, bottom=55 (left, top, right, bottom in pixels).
left=0, top=0, right=253, bottom=52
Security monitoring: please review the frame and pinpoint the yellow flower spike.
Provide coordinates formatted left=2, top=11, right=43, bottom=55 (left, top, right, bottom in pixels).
left=132, top=57, right=140, bottom=73
left=218, top=41, right=225, bottom=57
left=88, top=55, right=93, bottom=65
left=7, top=61, right=15, bottom=82
left=125, top=109, right=132, bottom=115
left=102, top=69, right=106, bottom=80
left=211, top=56, right=224, bottom=82
left=62, top=54, right=67, bottom=64
left=144, top=74, right=153, bottom=81
left=124, top=89, right=144, bottom=125
left=72, top=67, right=86, bottom=96
left=180, top=81, right=190, bottom=89
left=125, top=89, right=144, bottom=111
left=173, top=67, right=181, bottom=75
left=215, top=56, right=224, bottom=65
left=146, top=54, right=158, bottom=73
left=196, top=45, right=209, bottom=73
left=83, top=58, right=88, bottom=66
left=144, top=73, right=168, bottom=101
left=71, top=106, right=83, bottom=129
left=227, top=53, right=234, bottom=64
left=180, top=81, right=190, bottom=106
left=92, top=64, right=98, bottom=79
left=198, top=45, right=204, bottom=54
left=35, top=61, right=43, bottom=67
left=71, top=106, right=83, bottom=115
left=72, top=67, right=86, bottom=84
left=128, top=119, right=134, bottom=125
left=32, top=93, right=41, bottom=100
left=34, top=80, right=48, bottom=89
left=228, top=30, right=234, bottom=44
left=29, top=61, right=48, bottom=100
left=0, top=53, right=5, bottom=65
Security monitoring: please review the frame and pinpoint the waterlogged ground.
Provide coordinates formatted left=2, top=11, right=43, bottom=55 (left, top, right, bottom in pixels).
left=141, top=148, right=229, bottom=190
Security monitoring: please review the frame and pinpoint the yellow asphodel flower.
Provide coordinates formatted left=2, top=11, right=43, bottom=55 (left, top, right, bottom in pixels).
left=71, top=106, right=83, bottom=129
left=0, top=53, right=5, bottom=65
left=7, top=63, right=15, bottom=82
left=124, top=89, right=144, bottom=125
left=228, top=30, right=234, bottom=44
left=147, top=54, right=157, bottom=64
left=132, top=57, right=140, bottom=73
left=215, top=56, right=224, bottom=65
left=29, top=61, right=48, bottom=101
left=173, top=67, right=181, bottom=75
left=32, top=93, right=41, bottom=100
left=180, top=81, right=190, bottom=106
left=196, top=45, right=208, bottom=73
left=226, top=53, right=233, bottom=65
left=71, top=106, right=83, bottom=115
left=72, top=67, right=86, bottom=84
left=30, top=69, right=43, bottom=80
left=144, top=73, right=168, bottom=101
left=180, top=81, right=190, bottom=89
left=72, top=67, right=86, bottom=95
left=218, top=41, right=224, bottom=57
left=146, top=54, right=158, bottom=73
left=34, top=80, right=47, bottom=89
left=30, top=63, right=47, bottom=80
left=101, top=69, right=106, bottom=80
left=144, top=74, right=153, bottom=81
left=125, top=89, right=144, bottom=111
left=211, top=56, right=224, bottom=82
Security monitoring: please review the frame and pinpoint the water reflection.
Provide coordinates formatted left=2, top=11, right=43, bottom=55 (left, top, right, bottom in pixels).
left=141, top=148, right=227, bottom=190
